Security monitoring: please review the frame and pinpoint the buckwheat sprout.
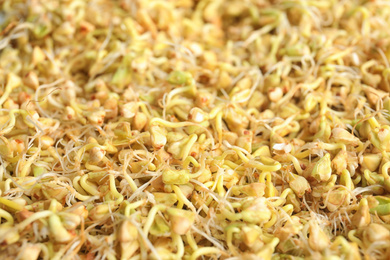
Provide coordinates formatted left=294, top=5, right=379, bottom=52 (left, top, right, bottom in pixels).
left=150, top=118, right=215, bottom=148
left=44, top=49, right=65, bottom=77
left=129, top=218, right=161, bottom=260
left=124, top=199, right=146, bottom=217
left=243, top=21, right=280, bottom=47
left=33, top=79, right=66, bottom=116
left=172, top=185, right=196, bottom=212
left=98, top=22, right=113, bottom=52
left=189, top=179, right=221, bottom=203
left=0, top=23, right=33, bottom=50
left=89, top=52, right=123, bottom=80
left=128, top=175, right=158, bottom=202
left=163, top=42, right=197, bottom=66
left=121, top=168, right=139, bottom=193
left=2, top=170, right=29, bottom=193
left=18, top=210, right=54, bottom=231
left=0, top=153, right=6, bottom=181
left=234, top=69, right=262, bottom=104
left=79, top=175, right=99, bottom=196
left=0, top=207, right=14, bottom=225
left=0, top=0, right=390, bottom=258
left=191, top=225, right=225, bottom=251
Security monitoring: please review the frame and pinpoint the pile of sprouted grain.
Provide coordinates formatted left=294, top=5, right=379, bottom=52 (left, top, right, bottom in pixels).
left=1, top=0, right=390, bottom=259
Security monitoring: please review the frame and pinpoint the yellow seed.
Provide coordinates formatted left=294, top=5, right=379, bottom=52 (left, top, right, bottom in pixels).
left=132, top=112, right=148, bottom=131
left=32, top=46, right=46, bottom=65
left=324, top=188, right=349, bottom=212
left=10, top=138, right=25, bottom=155
left=0, top=226, right=20, bottom=245
left=256, top=237, right=279, bottom=259
left=217, top=70, right=232, bottom=89
left=63, top=106, right=76, bottom=120
left=23, top=71, right=40, bottom=90
left=118, top=220, right=138, bottom=243
left=150, top=125, right=167, bottom=149
left=153, top=193, right=178, bottom=207
left=331, top=150, right=348, bottom=175
left=241, top=226, right=260, bottom=246
left=40, top=135, right=54, bottom=149
left=363, top=223, right=390, bottom=246
left=268, top=87, right=283, bottom=102
left=188, top=107, right=209, bottom=123
left=162, top=168, right=190, bottom=185
left=166, top=207, right=195, bottom=235
left=89, top=204, right=115, bottom=221
left=361, top=153, right=382, bottom=172
left=235, top=77, right=252, bottom=91
left=304, top=93, right=318, bottom=112
left=222, top=131, right=238, bottom=144
left=18, top=244, right=41, bottom=260
left=331, top=128, right=360, bottom=146
left=41, top=182, right=69, bottom=202
left=121, top=102, right=139, bottom=118
left=247, top=91, right=266, bottom=110
left=89, top=146, right=105, bottom=163
left=369, top=125, right=390, bottom=152
left=195, top=90, right=214, bottom=108
left=352, top=198, right=370, bottom=228
left=252, top=146, right=272, bottom=158
left=240, top=183, right=266, bottom=197
left=308, top=221, right=330, bottom=251
left=274, top=216, right=302, bottom=241
left=87, top=110, right=106, bottom=125
left=288, top=173, right=311, bottom=198
left=311, top=153, right=332, bottom=182
left=241, top=198, right=272, bottom=224
left=3, top=99, right=19, bottom=110
left=58, top=212, right=81, bottom=230
left=104, top=98, right=118, bottom=119
left=68, top=203, right=89, bottom=219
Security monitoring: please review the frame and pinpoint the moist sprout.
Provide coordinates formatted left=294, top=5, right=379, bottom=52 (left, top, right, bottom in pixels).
left=1, top=0, right=390, bottom=259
